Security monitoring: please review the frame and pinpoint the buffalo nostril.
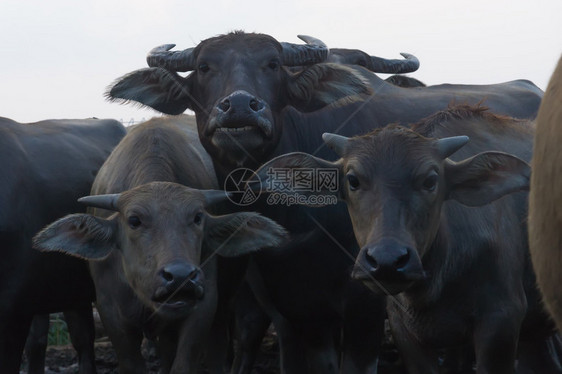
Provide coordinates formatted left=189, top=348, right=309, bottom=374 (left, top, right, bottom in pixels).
left=161, top=270, right=174, bottom=282
left=249, top=98, right=263, bottom=112
left=364, top=252, right=379, bottom=270
left=395, top=251, right=410, bottom=270
left=218, top=99, right=230, bottom=112
left=188, top=268, right=201, bottom=283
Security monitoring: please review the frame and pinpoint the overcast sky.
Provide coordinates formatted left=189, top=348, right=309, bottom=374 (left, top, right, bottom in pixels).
left=1, top=0, right=561, bottom=124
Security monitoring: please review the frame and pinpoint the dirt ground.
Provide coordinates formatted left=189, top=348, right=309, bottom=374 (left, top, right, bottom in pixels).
left=24, top=335, right=282, bottom=374
left=25, top=328, right=405, bottom=374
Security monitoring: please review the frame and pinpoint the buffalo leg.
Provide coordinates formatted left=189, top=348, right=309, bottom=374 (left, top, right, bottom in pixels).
left=301, top=323, right=339, bottom=374
left=65, top=306, right=97, bottom=374
left=0, top=312, right=33, bottom=374
left=516, top=333, right=562, bottom=373
left=230, top=281, right=271, bottom=374
left=25, top=314, right=49, bottom=374
left=94, top=302, right=145, bottom=374
left=473, top=312, right=521, bottom=374
left=273, top=319, right=308, bottom=374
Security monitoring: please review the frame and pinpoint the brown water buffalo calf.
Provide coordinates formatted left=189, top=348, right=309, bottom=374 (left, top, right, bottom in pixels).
left=0, top=117, right=126, bottom=373
left=34, top=116, right=286, bottom=374
left=255, top=106, right=562, bottom=373
left=529, top=55, right=562, bottom=331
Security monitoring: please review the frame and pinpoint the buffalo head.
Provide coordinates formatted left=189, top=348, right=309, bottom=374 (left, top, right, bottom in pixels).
left=107, top=32, right=372, bottom=169
left=252, top=126, right=530, bottom=295
left=33, top=182, right=286, bottom=318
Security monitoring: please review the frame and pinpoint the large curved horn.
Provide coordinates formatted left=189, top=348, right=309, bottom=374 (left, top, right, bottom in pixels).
left=322, top=133, right=350, bottom=157
left=146, top=44, right=196, bottom=72
left=368, top=52, right=420, bottom=74
left=435, top=136, right=470, bottom=159
left=78, top=194, right=120, bottom=211
left=201, top=190, right=231, bottom=207
left=281, top=35, right=328, bottom=66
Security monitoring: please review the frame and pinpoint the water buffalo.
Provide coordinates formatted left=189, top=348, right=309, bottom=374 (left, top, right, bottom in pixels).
left=295, top=35, right=425, bottom=88
left=0, top=117, right=125, bottom=373
left=106, top=31, right=544, bottom=372
left=255, top=105, right=561, bottom=373
left=34, top=115, right=287, bottom=373
left=529, top=55, right=562, bottom=331
left=298, top=35, right=537, bottom=115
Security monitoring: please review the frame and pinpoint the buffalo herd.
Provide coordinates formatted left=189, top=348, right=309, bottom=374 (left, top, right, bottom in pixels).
left=2, top=31, right=561, bottom=373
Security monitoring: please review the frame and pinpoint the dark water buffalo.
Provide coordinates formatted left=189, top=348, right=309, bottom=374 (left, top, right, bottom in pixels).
left=106, top=31, right=544, bottom=372
left=301, top=35, right=538, bottom=112
left=256, top=105, right=562, bottom=373
left=529, top=55, right=562, bottom=332
left=297, top=35, right=425, bottom=88
left=0, top=117, right=125, bottom=373
left=34, top=115, right=286, bottom=374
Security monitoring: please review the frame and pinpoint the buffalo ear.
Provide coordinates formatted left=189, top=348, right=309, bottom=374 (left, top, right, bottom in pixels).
left=107, top=67, right=193, bottom=115
left=33, top=214, right=118, bottom=260
left=204, top=212, right=287, bottom=257
left=287, top=63, right=372, bottom=112
left=445, top=151, right=530, bottom=206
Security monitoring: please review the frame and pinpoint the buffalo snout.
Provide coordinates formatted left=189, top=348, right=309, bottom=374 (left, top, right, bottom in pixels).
left=353, top=238, right=426, bottom=292
left=217, top=90, right=266, bottom=115
left=154, top=262, right=205, bottom=304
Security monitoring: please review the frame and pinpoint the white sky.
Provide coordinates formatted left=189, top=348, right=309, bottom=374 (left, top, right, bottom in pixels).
left=1, top=0, right=561, bottom=123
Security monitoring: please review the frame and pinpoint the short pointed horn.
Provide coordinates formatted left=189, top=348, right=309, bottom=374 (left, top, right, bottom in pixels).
left=436, top=136, right=470, bottom=159
left=146, top=44, right=196, bottom=72
left=281, top=35, right=328, bottom=66
left=322, top=133, right=350, bottom=157
left=78, top=194, right=120, bottom=211
left=201, top=190, right=231, bottom=207
left=368, top=52, right=420, bottom=74
left=297, top=35, right=327, bottom=49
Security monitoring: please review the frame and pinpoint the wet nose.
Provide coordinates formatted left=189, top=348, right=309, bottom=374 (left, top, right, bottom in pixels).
left=217, top=90, right=265, bottom=114
left=364, top=245, right=411, bottom=275
left=159, top=262, right=202, bottom=289
left=358, top=237, right=423, bottom=281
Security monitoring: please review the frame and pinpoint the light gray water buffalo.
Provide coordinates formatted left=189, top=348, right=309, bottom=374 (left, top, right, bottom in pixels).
left=529, top=55, right=562, bottom=332
left=34, top=115, right=286, bottom=374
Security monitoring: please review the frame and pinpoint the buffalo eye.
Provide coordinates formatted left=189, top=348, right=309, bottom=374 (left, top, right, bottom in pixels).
left=422, top=171, right=438, bottom=192
left=193, top=212, right=203, bottom=226
left=198, top=63, right=210, bottom=73
left=268, top=59, right=280, bottom=70
left=347, top=174, right=360, bottom=191
left=127, top=215, right=142, bottom=229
